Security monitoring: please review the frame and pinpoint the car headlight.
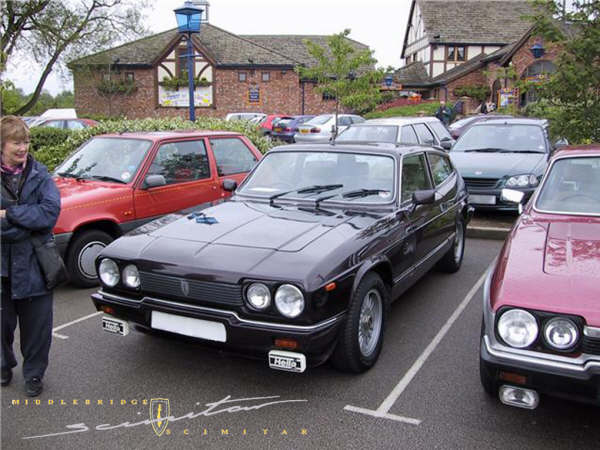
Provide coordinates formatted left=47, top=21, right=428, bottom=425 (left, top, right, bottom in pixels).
left=122, top=264, right=140, bottom=289
left=544, top=317, right=579, bottom=350
left=497, top=309, right=538, bottom=348
left=99, top=258, right=119, bottom=287
left=275, top=284, right=304, bottom=318
left=246, top=283, right=271, bottom=310
left=505, top=174, right=538, bottom=188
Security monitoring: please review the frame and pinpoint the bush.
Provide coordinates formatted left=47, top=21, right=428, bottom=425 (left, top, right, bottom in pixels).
left=30, top=127, right=73, bottom=154
left=33, top=117, right=274, bottom=171
left=365, top=101, right=443, bottom=119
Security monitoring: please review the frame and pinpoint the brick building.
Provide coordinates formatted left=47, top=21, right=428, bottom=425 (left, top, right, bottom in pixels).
left=69, top=17, right=370, bottom=119
left=395, top=0, right=560, bottom=109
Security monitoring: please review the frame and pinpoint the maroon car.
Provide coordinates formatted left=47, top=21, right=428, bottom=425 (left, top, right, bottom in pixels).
left=480, top=145, right=600, bottom=409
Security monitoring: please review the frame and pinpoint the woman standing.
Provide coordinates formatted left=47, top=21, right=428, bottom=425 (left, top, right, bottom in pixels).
left=1, top=115, right=61, bottom=397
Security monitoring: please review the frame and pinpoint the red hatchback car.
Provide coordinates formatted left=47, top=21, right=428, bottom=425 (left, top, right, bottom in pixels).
left=480, top=145, right=600, bottom=409
left=52, top=131, right=262, bottom=287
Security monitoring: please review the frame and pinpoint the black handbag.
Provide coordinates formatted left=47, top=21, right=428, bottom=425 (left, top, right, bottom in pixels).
left=31, top=234, right=69, bottom=290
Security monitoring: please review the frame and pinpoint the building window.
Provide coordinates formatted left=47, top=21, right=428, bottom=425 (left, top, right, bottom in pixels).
left=262, top=72, right=270, bottom=82
left=125, top=72, right=134, bottom=82
left=239, top=72, right=247, bottom=82
left=447, top=46, right=466, bottom=62
left=176, top=47, right=187, bottom=78
left=520, top=60, right=557, bottom=106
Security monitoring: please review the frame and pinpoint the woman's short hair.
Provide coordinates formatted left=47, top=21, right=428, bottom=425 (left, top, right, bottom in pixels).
left=1, top=115, right=30, bottom=147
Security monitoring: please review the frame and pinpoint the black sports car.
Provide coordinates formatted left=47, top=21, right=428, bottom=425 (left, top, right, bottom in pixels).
left=92, top=143, right=472, bottom=373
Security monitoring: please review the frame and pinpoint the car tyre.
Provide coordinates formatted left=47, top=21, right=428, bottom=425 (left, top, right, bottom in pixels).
left=437, top=218, right=465, bottom=273
left=331, top=272, right=387, bottom=373
left=66, top=230, right=113, bottom=288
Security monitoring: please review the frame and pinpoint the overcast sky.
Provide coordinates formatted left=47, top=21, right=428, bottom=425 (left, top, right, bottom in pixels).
left=7, top=0, right=412, bottom=95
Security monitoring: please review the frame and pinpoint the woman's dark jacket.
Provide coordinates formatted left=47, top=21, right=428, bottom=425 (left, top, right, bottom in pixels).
left=1, top=155, right=61, bottom=299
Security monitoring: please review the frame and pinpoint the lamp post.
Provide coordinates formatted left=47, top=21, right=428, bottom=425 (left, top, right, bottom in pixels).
left=174, top=1, right=203, bottom=121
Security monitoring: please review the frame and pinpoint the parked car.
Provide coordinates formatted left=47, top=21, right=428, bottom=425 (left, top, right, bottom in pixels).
left=271, top=115, right=316, bottom=143
left=30, top=118, right=99, bottom=130
left=257, top=114, right=293, bottom=136
left=480, top=145, right=600, bottom=409
left=448, top=114, right=513, bottom=139
left=225, top=112, right=266, bottom=122
left=294, top=114, right=365, bottom=143
left=92, top=142, right=471, bottom=373
left=335, top=116, right=455, bottom=150
left=450, top=118, right=553, bottom=210
left=52, top=131, right=262, bottom=287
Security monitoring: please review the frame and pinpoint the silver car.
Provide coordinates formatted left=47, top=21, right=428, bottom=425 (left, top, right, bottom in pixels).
left=294, top=114, right=365, bottom=143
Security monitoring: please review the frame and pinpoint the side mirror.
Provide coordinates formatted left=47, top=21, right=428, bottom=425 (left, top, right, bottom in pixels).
left=413, top=189, right=436, bottom=205
left=143, top=174, right=166, bottom=189
left=222, top=179, right=237, bottom=192
left=553, top=138, right=568, bottom=151
left=440, top=138, right=453, bottom=150
left=501, top=188, right=525, bottom=214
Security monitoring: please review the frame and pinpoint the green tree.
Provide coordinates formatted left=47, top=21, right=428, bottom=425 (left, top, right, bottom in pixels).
left=0, top=0, right=149, bottom=115
left=524, top=0, right=600, bottom=143
left=0, top=80, right=26, bottom=114
left=296, top=29, right=384, bottom=136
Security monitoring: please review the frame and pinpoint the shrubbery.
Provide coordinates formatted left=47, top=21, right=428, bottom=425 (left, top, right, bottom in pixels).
left=31, top=117, right=274, bottom=171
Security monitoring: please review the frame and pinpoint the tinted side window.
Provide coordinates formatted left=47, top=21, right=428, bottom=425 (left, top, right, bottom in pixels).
left=413, top=123, right=435, bottom=145
left=400, top=126, right=419, bottom=144
left=428, top=121, right=452, bottom=141
left=210, top=138, right=258, bottom=176
left=148, top=140, right=210, bottom=185
left=43, top=120, right=64, bottom=129
left=427, top=153, right=453, bottom=186
left=401, top=153, right=432, bottom=203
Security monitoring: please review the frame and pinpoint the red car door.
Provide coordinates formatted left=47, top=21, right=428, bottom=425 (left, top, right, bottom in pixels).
left=133, top=138, right=219, bottom=219
left=207, top=136, right=261, bottom=197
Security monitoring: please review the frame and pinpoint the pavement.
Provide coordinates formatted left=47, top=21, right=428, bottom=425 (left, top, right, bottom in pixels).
left=466, top=210, right=517, bottom=240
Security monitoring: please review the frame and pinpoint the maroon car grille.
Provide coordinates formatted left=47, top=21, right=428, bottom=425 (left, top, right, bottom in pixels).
left=463, top=177, right=500, bottom=190
left=582, top=335, right=600, bottom=355
left=139, top=272, right=243, bottom=306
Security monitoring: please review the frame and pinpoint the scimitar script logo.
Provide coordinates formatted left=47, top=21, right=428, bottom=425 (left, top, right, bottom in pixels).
left=150, top=398, right=170, bottom=436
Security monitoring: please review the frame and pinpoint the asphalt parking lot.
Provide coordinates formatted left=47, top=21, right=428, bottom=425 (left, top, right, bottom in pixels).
left=2, top=237, right=599, bottom=449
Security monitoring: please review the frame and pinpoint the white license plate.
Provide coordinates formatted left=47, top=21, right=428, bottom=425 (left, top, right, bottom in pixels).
left=102, top=316, right=130, bottom=336
left=151, top=311, right=226, bottom=342
left=268, top=350, right=306, bottom=373
left=469, top=194, right=496, bottom=205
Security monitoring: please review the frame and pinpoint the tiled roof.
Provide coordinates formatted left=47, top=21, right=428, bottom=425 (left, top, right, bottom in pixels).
left=393, top=62, right=432, bottom=85
left=70, top=25, right=370, bottom=69
left=417, top=0, right=535, bottom=44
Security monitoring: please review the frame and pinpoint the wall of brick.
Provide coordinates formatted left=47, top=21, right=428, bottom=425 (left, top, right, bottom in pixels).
left=74, top=66, right=339, bottom=119
left=445, top=69, right=488, bottom=103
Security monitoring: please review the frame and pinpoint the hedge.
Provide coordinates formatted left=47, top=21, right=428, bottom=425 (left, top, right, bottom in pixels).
left=31, top=117, right=274, bottom=171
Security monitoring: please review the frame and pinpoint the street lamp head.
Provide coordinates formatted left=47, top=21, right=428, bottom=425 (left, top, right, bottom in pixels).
left=384, top=74, right=394, bottom=87
left=174, top=1, right=203, bottom=34
left=529, top=42, right=545, bottom=59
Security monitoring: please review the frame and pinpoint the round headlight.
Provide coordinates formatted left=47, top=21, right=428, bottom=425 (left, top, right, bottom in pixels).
left=99, top=258, right=119, bottom=287
left=246, top=283, right=271, bottom=310
left=497, top=309, right=538, bottom=348
left=544, top=318, right=579, bottom=350
left=275, top=284, right=304, bottom=318
left=123, top=264, right=140, bottom=289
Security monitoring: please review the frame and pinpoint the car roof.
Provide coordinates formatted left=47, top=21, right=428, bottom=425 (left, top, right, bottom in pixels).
left=471, top=117, right=548, bottom=127
left=552, top=144, right=600, bottom=159
left=97, top=130, right=242, bottom=140
left=268, top=142, right=444, bottom=158
left=365, top=116, right=439, bottom=126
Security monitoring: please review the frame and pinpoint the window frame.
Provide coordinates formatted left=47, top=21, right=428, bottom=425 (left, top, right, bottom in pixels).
left=261, top=71, right=270, bottom=82
left=400, top=152, right=434, bottom=205
left=238, top=72, right=247, bottom=82
left=426, top=152, right=455, bottom=187
left=208, top=137, right=259, bottom=177
left=447, top=45, right=466, bottom=62
left=147, top=139, right=212, bottom=185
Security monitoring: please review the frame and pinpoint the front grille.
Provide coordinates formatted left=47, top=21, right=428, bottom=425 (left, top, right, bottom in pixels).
left=582, top=335, right=600, bottom=356
left=463, top=177, right=500, bottom=190
left=139, top=272, right=243, bottom=307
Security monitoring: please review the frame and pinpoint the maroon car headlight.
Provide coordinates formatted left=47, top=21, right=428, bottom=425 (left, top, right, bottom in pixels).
left=544, top=318, right=579, bottom=350
left=497, top=309, right=538, bottom=348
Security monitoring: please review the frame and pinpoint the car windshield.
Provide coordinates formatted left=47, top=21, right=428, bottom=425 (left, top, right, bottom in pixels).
left=448, top=116, right=478, bottom=130
left=452, top=124, right=546, bottom=153
left=306, top=115, right=332, bottom=126
left=336, top=125, right=398, bottom=143
left=55, top=137, right=151, bottom=183
left=238, top=151, right=396, bottom=203
left=536, top=157, right=600, bottom=215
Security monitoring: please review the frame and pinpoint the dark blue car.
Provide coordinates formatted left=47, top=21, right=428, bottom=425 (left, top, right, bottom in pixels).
left=271, top=115, right=315, bottom=143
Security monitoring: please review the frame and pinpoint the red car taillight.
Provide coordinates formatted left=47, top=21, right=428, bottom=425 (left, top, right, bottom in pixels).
left=310, top=127, right=321, bottom=133
left=284, top=127, right=291, bottom=132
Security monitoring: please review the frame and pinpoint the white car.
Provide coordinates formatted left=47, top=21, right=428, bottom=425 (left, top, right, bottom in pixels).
left=335, top=116, right=455, bottom=150
left=225, top=112, right=266, bottom=122
left=294, top=114, right=365, bottom=143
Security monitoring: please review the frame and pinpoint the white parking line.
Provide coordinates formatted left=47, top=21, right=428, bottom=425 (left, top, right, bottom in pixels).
left=52, top=311, right=102, bottom=339
left=345, top=264, right=491, bottom=425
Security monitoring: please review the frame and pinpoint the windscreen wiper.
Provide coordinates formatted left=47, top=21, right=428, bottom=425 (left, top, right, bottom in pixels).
left=55, top=172, right=89, bottom=181
left=87, top=175, right=127, bottom=184
left=268, top=184, right=343, bottom=204
left=341, top=188, right=390, bottom=199
left=463, top=148, right=509, bottom=153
